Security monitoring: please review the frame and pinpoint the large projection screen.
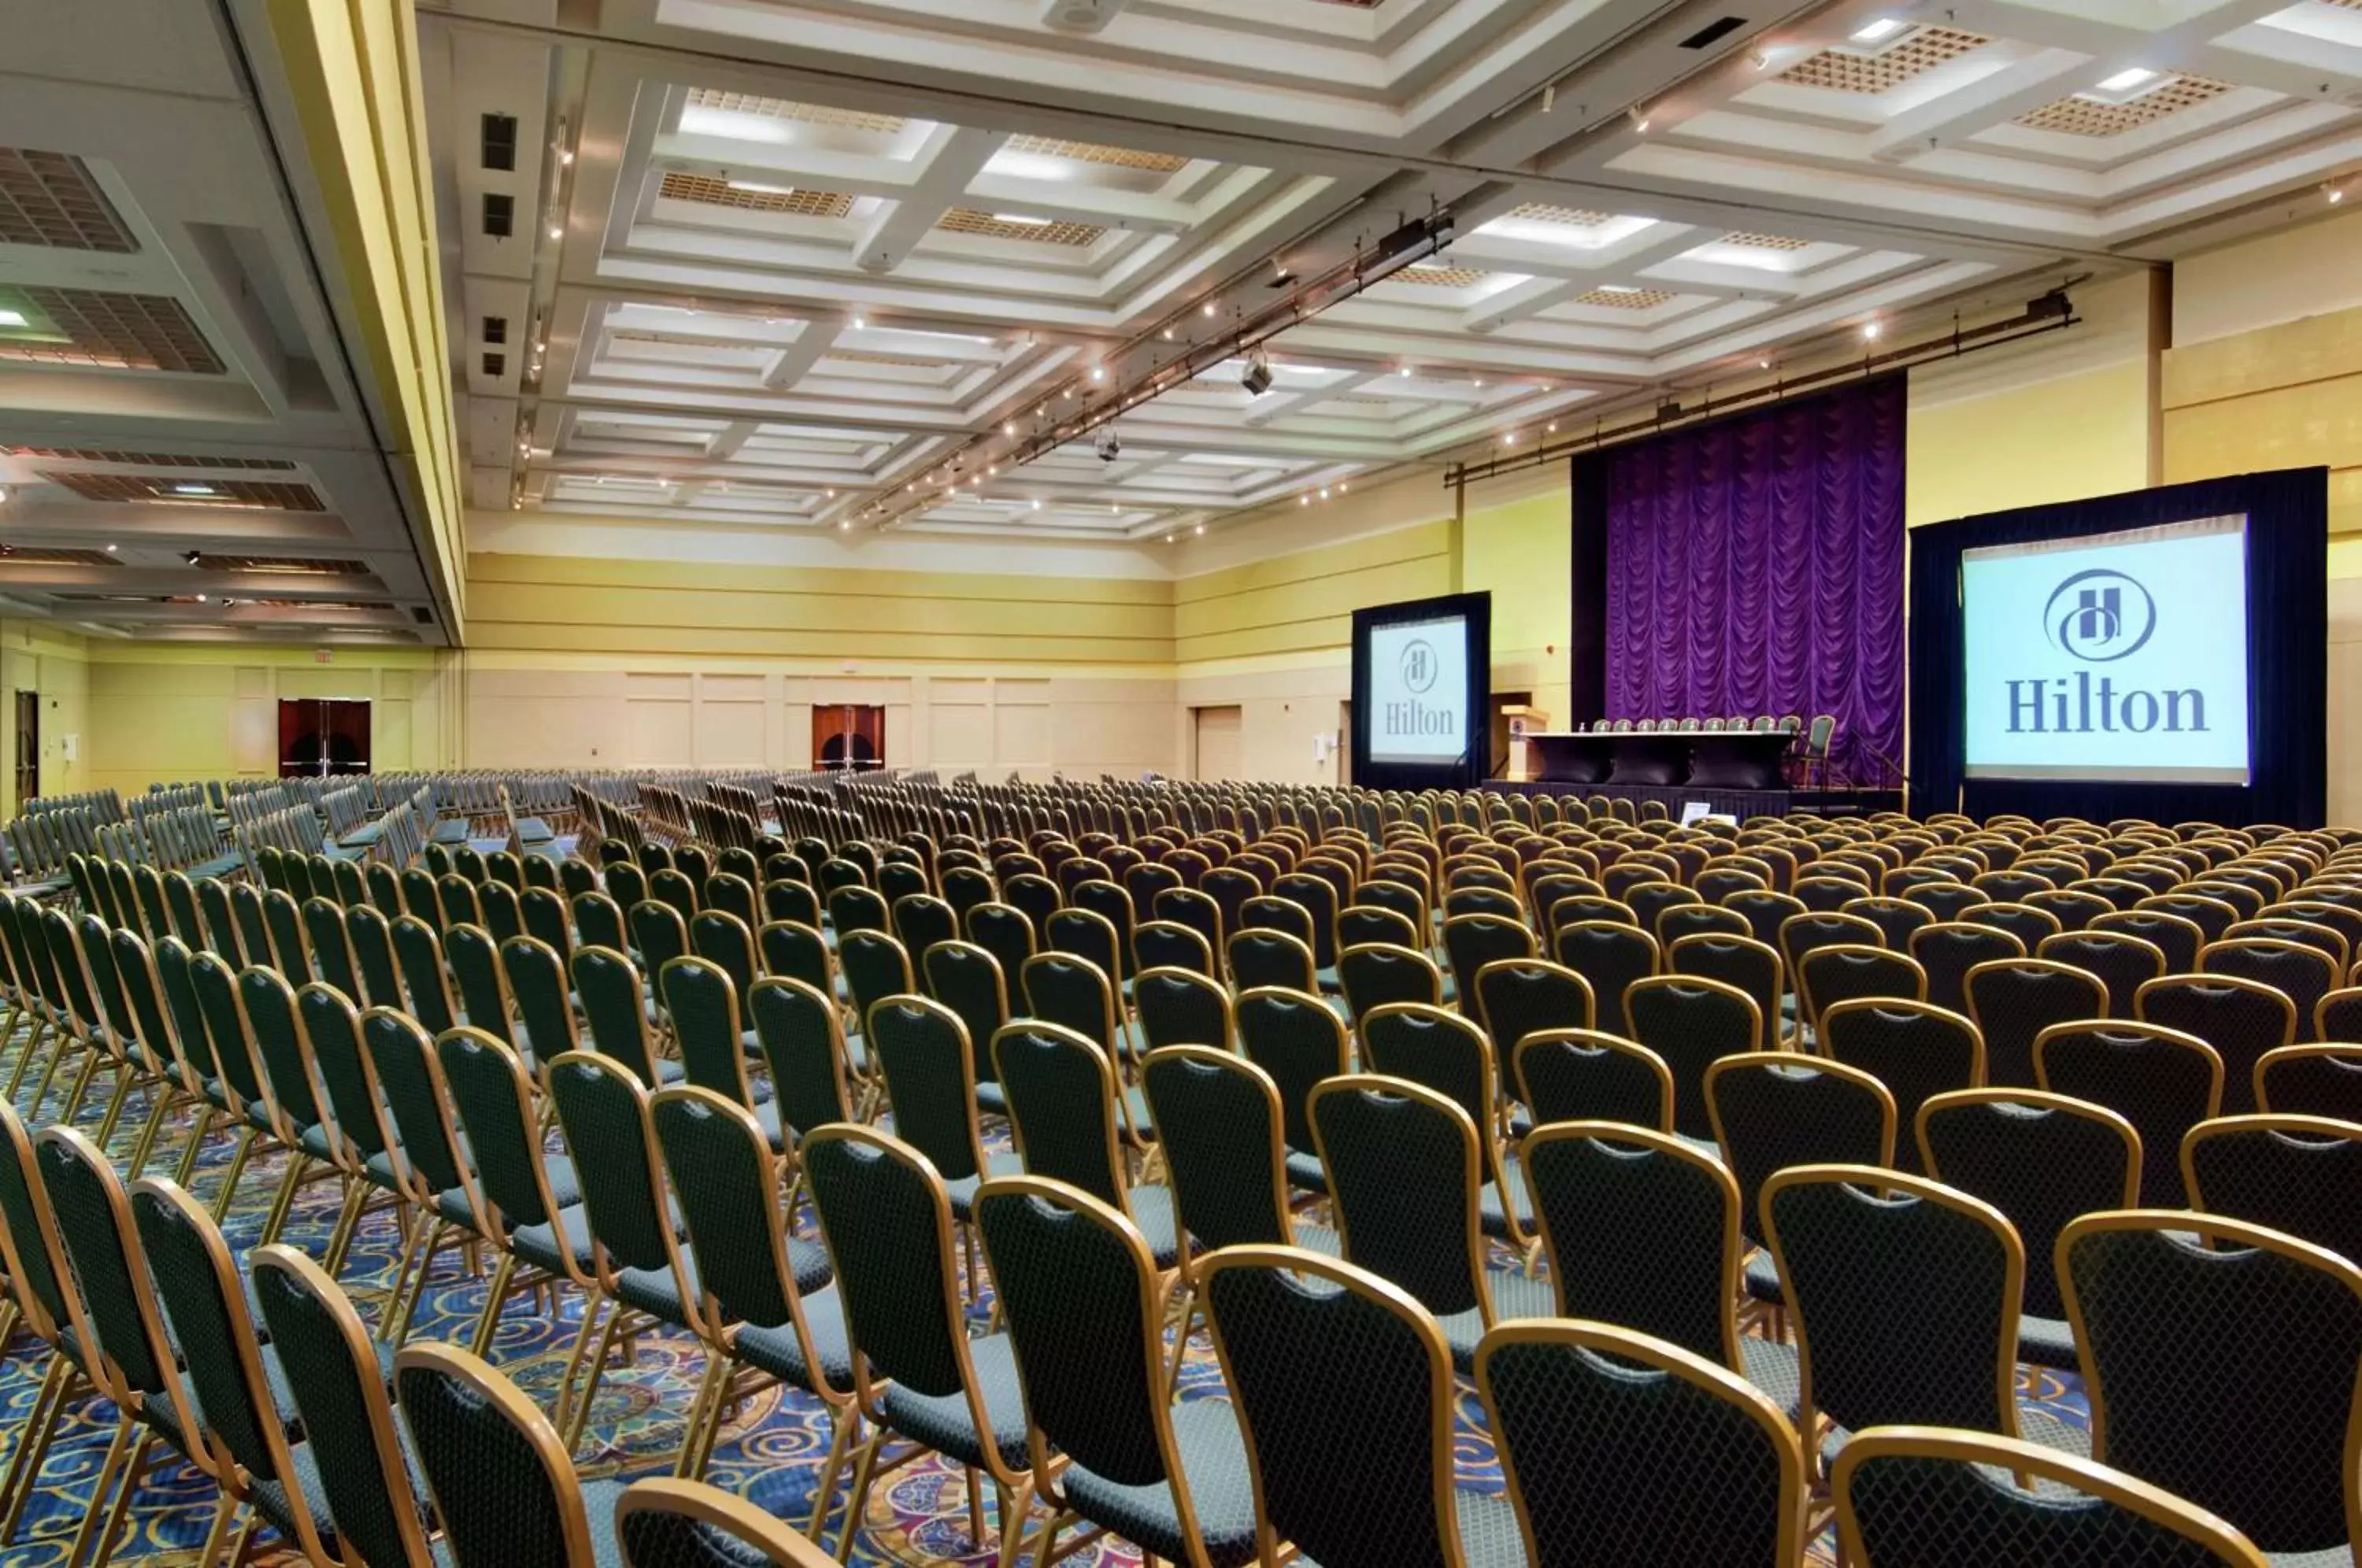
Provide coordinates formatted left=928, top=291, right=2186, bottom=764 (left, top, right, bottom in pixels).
left=1960, top=516, right=2251, bottom=784
left=1351, top=591, right=1491, bottom=790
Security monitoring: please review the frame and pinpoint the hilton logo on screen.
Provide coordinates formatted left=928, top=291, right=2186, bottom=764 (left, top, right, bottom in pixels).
left=1387, top=638, right=1457, bottom=737
left=2007, top=568, right=2208, bottom=734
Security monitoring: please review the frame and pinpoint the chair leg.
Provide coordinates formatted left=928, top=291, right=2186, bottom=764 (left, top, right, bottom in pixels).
left=0, top=1356, right=73, bottom=1541
left=61, top=1411, right=139, bottom=1568
left=2, top=1019, right=45, bottom=1101
left=468, top=1252, right=519, bottom=1355
left=964, top=1466, right=987, bottom=1551
left=1163, top=1282, right=1197, bottom=1404
left=804, top=1412, right=854, bottom=1542
left=91, top=1070, right=139, bottom=1151
left=562, top=1300, right=628, bottom=1452
left=54, top=1052, right=106, bottom=1130
left=993, top=1474, right=1036, bottom=1568
left=124, top=1090, right=179, bottom=1180
left=27, top=1041, right=82, bottom=1126
left=380, top=1221, right=451, bottom=1347
left=320, top=1178, right=369, bottom=1279
left=835, top=1428, right=886, bottom=1562
left=172, top=1108, right=220, bottom=1189
left=670, top=1352, right=728, bottom=1480
left=85, top=1430, right=154, bottom=1568
left=259, top=1151, right=311, bottom=1247
left=552, top=1293, right=607, bottom=1437
left=209, top=1128, right=259, bottom=1222
left=193, top=1491, right=239, bottom=1568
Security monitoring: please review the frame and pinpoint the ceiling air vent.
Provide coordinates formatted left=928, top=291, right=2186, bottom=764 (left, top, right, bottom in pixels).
left=479, top=113, right=518, bottom=172
left=482, top=351, right=505, bottom=378
left=1679, top=16, right=1749, bottom=49
left=482, top=193, right=513, bottom=239
left=483, top=315, right=508, bottom=344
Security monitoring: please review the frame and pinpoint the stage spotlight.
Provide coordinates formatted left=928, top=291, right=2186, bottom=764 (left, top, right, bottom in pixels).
left=1241, top=357, right=1274, bottom=397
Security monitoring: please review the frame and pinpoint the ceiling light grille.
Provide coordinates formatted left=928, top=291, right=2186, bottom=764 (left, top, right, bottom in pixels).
left=1779, top=28, right=1989, bottom=94
left=1721, top=231, right=1814, bottom=250
left=0, top=150, right=135, bottom=252
left=42, top=472, right=324, bottom=510
left=657, top=172, right=854, bottom=218
left=938, top=209, right=1103, bottom=246
left=0, top=548, right=123, bottom=568
left=2, top=447, right=294, bottom=468
left=192, top=555, right=368, bottom=575
left=1573, top=287, right=1675, bottom=309
left=824, top=349, right=955, bottom=368
left=1506, top=203, right=1616, bottom=227
left=1000, top=135, right=1190, bottom=173
left=2015, top=76, right=2231, bottom=135
left=1392, top=264, right=1493, bottom=288
left=0, top=286, right=223, bottom=373
left=683, top=89, right=906, bottom=135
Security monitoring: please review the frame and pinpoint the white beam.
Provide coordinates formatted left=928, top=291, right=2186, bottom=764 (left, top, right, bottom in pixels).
left=854, top=126, right=1009, bottom=275
left=761, top=320, right=844, bottom=391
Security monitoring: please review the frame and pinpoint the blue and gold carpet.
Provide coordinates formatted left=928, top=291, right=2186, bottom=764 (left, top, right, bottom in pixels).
left=0, top=1041, right=2089, bottom=1566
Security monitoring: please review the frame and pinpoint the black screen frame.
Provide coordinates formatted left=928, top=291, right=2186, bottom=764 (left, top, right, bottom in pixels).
left=1906, top=468, right=2325, bottom=827
left=1351, top=590, right=1493, bottom=791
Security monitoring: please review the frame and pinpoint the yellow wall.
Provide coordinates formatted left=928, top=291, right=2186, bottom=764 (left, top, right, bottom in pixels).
left=2162, top=299, right=2362, bottom=538
left=1906, top=358, right=2155, bottom=528
left=80, top=645, right=454, bottom=800
left=0, top=623, right=91, bottom=815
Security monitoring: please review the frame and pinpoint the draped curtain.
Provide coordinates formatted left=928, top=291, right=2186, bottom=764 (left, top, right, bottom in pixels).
left=1601, top=376, right=1906, bottom=786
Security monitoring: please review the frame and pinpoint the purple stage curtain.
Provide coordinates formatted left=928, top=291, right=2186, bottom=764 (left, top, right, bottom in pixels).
left=1602, top=377, right=1905, bottom=785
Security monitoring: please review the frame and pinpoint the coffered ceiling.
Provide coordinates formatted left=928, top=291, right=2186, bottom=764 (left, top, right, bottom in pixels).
left=431, top=0, right=2362, bottom=549
left=0, top=1, right=455, bottom=643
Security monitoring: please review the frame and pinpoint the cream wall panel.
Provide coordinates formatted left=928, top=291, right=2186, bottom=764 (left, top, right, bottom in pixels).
left=931, top=704, right=994, bottom=767
left=626, top=700, right=694, bottom=765
left=995, top=704, right=1051, bottom=770
left=378, top=699, right=413, bottom=768
left=696, top=701, right=768, bottom=766
left=1907, top=359, right=2154, bottom=528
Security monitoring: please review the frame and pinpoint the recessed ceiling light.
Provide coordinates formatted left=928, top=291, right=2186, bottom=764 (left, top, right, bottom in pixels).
left=1194, top=523, right=1205, bottom=534
left=1338, top=483, right=1348, bottom=494
left=0, top=309, right=25, bottom=328
left=1863, top=320, right=1883, bottom=340
left=1300, top=495, right=1310, bottom=506
left=2096, top=67, right=2157, bottom=93
left=171, top=483, right=219, bottom=497
left=105, top=543, right=117, bottom=553
left=850, top=312, right=866, bottom=330
left=1320, top=486, right=1331, bottom=500
left=824, top=488, right=836, bottom=497
left=1202, top=302, right=1217, bottom=317
left=1502, top=433, right=1516, bottom=446
left=992, top=213, right=1054, bottom=226
left=1090, top=365, right=1105, bottom=382
left=1032, top=499, right=1042, bottom=510
left=727, top=179, right=796, bottom=195
left=1850, top=17, right=1906, bottom=43
left=548, top=225, right=564, bottom=241
left=839, top=519, right=851, bottom=530
left=1161, top=327, right=1175, bottom=341
left=194, top=593, right=209, bottom=603
left=1166, top=533, right=1175, bottom=543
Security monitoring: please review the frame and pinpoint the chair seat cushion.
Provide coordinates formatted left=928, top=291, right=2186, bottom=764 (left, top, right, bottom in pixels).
left=944, top=1151, right=1027, bottom=1222
left=1283, top=1148, right=1327, bottom=1195
left=1478, top=1160, right=1535, bottom=1239
left=1744, top=1247, right=1783, bottom=1304
left=1737, top=1335, right=1801, bottom=1418
left=2018, top=1312, right=2079, bottom=1370
left=1062, top=1396, right=1260, bottom=1568
left=731, top=1281, right=856, bottom=1397
left=1455, top=1488, right=1531, bottom=1568
left=975, top=1080, right=1006, bottom=1117
left=1436, top=1268, right=1557, bottom=1373
left=881, top=1330, right=1031, bottom=1472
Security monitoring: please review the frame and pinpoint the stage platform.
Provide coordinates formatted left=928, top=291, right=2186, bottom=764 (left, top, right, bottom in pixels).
left=1486, top=778, right=1905, bottom=820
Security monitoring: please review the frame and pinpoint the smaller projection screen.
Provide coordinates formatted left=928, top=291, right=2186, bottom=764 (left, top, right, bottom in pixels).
left=1352, top=591, right=1491, bottom=790
left=1960, top=515, right=2252, bottom=784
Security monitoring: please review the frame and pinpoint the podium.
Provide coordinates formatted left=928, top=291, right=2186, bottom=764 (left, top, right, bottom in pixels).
left=1501, top=705, right=1549, bottom=782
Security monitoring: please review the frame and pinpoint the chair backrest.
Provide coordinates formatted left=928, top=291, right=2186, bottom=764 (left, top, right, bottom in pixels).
left=33, top=1125, right=193, bottom=1424
left=1141, top=1046, right=1295, bottom=1252
left=1523, top=1122, right=1741, bottom=1370
left=1199, top=1246, right=1475, bottom=1568
left=2182, top=1113, right=2362, bottom=1268
left=976, top=1176, right=1194, bottom=1515
left=2035, top=1019, right=2222, bottom=1207
left=1310, top=1074, right=1486, bottom=1323
left=1764, top=1164, right=2024, bottom=1442
left=439, top=1026, right=569, bottom=1237
left=802, top=1126, right=985, bottom=1424
left=2138, top=973, right=2297, bottom=1115
left=131, top=1177, right=331, bottom=1559
left=250, top=1243, right=439, bottom=1566
left=650, top=1085, right=834, bottom=1378
left=992, top=1019, right=1131, bottom=1211
left=2256, top=1043, right=2362, bottom=1120
left=1964, top=958, right=2108, bottom=1089
left=1512, top=1028, right=1671, bottom=1130
left=1624, top=974, right=1763, bottom=1140
left=1705, top=1054, right=1896, bottom=1250
left=396, top=1341, right=600, bottom=1568
left=660, top=955, right=761, bottom=1113
left=1916, top=1088, right=2138, bottom=1322
left=1479, top=1319, right=1806, bottom=1567
left=615, top=1477, right=841, bottom=1568
left=1834, top=1426, right=2268, bottom=1568
left=1472, top=957, right=1594, bottom=1055
left=869, top=993, right=990, bottom=1183
left=572, top=945, right=665, bottom=1085
left=1817, top=999, right=1985, bottom=1174
left=746, top=976, right=855, bottom=1141
left=2061, top=1210, right=2362, bottom=1556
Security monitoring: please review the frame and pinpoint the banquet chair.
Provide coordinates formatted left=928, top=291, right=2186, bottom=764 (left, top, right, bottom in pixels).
left=1624, top=974, right=1763, bottom=1143
left=1816, top=999, right=1984, bottom=1174
left=2036, top=1021, right=2221, bottom=1208
left=2256, top=1042, right=2362, bottom=1121
left=2038, top=930, right=2166, bottom=1019
left=1964, top=958, right=2106, bottom=1089
left=1705, top=1054, right=1896, bottom=1311
left=2182, top=1113, right=2362, bottom=1267
left=1512, top=1030, right=1672, bottom=1132
left=616, top=1476, right=845, bottom=1568
left=2136, top=973, right=2295, bottom=1115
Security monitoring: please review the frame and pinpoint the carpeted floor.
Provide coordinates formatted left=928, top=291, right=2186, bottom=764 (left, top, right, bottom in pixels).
left=0, top=1019, right=2090, bottom=1567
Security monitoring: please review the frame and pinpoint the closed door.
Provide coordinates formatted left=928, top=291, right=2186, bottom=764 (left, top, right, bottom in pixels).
left=1194, top=704, right=1242, bottom=782
left=13, top=691, right=36, bottom=809
left=280, top=699, right=372, bottom=777
left=813, top=704, right=885, bottom=771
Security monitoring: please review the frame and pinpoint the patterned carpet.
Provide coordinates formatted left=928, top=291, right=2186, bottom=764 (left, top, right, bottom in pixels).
left=0, top=1019, right=2091, bottom=1567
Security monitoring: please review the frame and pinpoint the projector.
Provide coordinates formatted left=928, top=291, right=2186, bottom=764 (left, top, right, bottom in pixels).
left=1094, top=427, right=1122, bottom=462
left=1241, top=357, right=1275, bottom=397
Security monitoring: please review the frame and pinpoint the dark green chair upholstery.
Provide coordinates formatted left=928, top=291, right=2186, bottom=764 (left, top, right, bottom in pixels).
left=868, top=995, right=1017, bottom=1222
left=2035, top=1021, right=2221, bottom=1208
left=1704, top=1055, right=1897, bottom=1308
left=991, top=1021, right=1175, bottom=1266
left=573, top=946, right=684, bottom=1088
left=2138, top=974, right=2297, bottom=1115
left=2184, top=1114, right=2362, bottom=1268
left=1479, top=1320, right=1806, bottom=1567
left=1817, top=1000, right=1984, bottom=1175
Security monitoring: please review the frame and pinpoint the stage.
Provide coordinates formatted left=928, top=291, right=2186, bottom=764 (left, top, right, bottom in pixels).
left=1486, top=778, right=1905, bottom=820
